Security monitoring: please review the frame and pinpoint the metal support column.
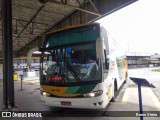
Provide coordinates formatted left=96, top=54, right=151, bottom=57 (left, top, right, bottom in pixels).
left=138, top=84, right=143, bottom=120
left=1, top=0, right=15, bottom=109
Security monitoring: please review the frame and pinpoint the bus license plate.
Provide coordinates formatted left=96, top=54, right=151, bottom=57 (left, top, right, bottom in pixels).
left=61, top=101, right=71, bottom=106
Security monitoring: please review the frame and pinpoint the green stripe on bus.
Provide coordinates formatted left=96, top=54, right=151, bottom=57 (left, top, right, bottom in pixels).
left=64, top=86, right=81, bottom=94
left=75, top=84, right=96, bottom=94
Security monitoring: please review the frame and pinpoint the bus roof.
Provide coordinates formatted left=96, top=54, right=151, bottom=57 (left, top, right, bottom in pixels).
left=47, top=22, right=100, bottom=36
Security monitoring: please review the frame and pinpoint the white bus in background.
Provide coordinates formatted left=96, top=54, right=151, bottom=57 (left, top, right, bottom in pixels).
left=39, top=22, right=128, bottom=109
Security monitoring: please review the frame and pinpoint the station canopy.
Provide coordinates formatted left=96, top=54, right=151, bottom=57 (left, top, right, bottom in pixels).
left=0, top=0, right=137, bottom=56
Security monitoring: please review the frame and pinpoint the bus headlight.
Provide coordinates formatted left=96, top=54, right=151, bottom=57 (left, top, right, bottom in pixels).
left=83, top=90, right=103, bottom=98
left=41, top=91, right=51, bottom=97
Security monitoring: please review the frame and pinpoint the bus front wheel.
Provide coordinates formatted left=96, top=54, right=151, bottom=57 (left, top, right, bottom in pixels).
left=111, top=79, right=117, bottom=102
left=124, top=71, right=128, bottom=83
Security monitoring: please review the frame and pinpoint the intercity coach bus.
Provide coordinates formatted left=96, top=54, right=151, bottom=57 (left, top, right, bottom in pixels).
left=40, top=22, right=128, bottom=109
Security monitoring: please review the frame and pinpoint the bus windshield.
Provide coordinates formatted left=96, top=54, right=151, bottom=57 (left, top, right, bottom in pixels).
left=41, top=43, right=101, bottom=85
left=40, top=24, right=102, bottom=85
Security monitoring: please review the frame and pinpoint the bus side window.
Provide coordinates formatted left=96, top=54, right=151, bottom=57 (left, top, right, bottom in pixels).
left=103, top=50, right=109, bottom=78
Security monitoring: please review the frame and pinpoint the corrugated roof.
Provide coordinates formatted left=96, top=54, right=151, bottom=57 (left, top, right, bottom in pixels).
left=0, top=0, right=138, bottom=56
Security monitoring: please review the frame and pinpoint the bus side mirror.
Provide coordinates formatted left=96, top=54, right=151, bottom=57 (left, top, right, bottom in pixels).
left=96, top=37, right=104, bottom=59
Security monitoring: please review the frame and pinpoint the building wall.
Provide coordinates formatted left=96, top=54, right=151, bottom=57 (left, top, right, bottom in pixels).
left=127, top=56, right=160, bottom=69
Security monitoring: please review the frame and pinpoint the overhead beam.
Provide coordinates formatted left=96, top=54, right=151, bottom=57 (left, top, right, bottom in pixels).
left=49, top=0, right=101, bottom=16
left=12, top=17, right=51, bottom=26
left=12, top=3, right=66, bottom=16
left=12, top=19, right=52, bottom=34
left=15, top=19, right=47, bottom=35
left=89, top=0, right=138, bottom=23
left=88, top=0, right=100, bottom=14
left=0, top=34, right=35, bottom=39
left=18, top=0, right=137, bottom=56
left=17, top=19, right=32, bottom=34
left=46, top=0, right=91, bottom=32
left=18, top=0, right=90, bottom=55
left=14, top=3, right=47, bottom=41
left=76, top=0, right=81, bottom=6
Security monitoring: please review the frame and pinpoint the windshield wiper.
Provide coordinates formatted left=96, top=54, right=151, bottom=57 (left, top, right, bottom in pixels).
left=66, top=61, right=80, bottom=81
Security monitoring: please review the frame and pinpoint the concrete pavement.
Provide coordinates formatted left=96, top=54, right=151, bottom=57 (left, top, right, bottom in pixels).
left=0, top=68, right=160, bottom=119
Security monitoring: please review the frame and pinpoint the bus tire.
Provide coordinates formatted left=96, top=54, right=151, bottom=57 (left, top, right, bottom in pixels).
left=111, top=79, right=117, bottom=102
left=124, top=72, right=128, bottom=84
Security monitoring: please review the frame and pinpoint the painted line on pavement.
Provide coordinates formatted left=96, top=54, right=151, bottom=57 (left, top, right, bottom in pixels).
left=122, top=87, right=160, bottom=111
left=147, top=88, right=160, bottom=111
left=122, top=88, right=129, bottom=102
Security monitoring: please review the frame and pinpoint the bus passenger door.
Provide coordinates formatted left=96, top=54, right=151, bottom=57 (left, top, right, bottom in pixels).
left=103, top=50, right=112, bottom=99
left=103, top=50, right=109, bottom=79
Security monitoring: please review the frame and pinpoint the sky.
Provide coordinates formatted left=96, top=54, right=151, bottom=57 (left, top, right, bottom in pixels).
left=96, top=0, right=160, bottom=54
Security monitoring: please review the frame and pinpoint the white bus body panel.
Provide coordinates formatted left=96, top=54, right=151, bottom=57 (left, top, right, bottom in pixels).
left=41, top=83, right=112, bottom=109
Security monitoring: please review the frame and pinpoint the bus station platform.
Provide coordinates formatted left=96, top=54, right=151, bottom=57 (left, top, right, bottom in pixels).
left=0, top=77, right=160, bottom=119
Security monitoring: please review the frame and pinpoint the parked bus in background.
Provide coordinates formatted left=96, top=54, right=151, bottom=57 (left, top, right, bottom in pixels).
left=40, top=22, right=128, bottom=109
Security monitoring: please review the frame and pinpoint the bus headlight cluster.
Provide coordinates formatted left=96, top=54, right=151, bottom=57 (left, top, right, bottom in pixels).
left=41, top=91, right=51, bottom=97
left=83, top=90, right=103, bottom=98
